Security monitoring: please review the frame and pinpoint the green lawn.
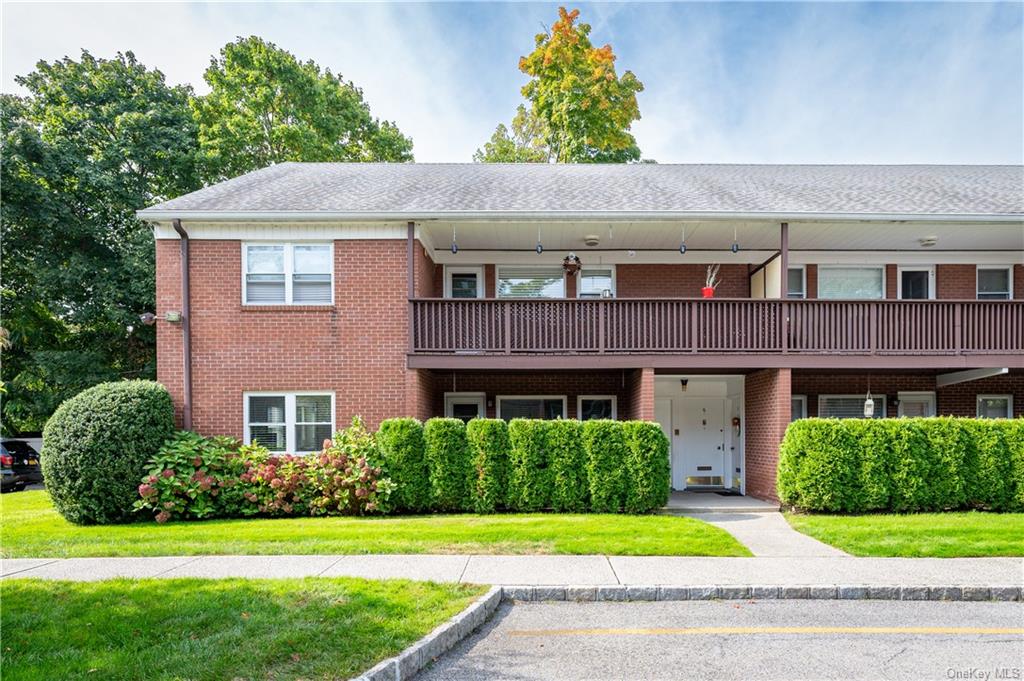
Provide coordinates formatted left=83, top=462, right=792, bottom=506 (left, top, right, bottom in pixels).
left=786, top=511, right=1024, bottom=557
left=1, top=577, right=484, bottom=680
left=1, top=490, right=749, bottom=558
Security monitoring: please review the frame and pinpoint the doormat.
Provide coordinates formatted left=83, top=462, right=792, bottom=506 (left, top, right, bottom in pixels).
left=714, top=490, right=743, bottom=497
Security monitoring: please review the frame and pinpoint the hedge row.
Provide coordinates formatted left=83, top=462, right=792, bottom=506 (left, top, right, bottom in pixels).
left=778, top=417, right=1024, bottom=512
left=378, top=417, right=670, bottom=514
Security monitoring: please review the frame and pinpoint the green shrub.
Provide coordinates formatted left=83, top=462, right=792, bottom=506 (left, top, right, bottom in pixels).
left=507, top=419, right=551, bottom=512
left=779, top=417, right=1021, bottom=512
left=777, top=419, right=859, bottom=512
left=584, top=420, right=628, bottom=513
left=423, top=418, right=473, bottom=512
left=466, top=419, right=510, bottom=513
left=547, top=420, right=588, bottom=512
left=41, top=380, right=176, bottom=524
left=377, top=418, right=431, bottom=513
left=622, top=421, right=671, bottom=513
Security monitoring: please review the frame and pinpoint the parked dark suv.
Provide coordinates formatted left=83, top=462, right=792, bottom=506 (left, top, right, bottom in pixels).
left=1, top=439, right=44, bottom=492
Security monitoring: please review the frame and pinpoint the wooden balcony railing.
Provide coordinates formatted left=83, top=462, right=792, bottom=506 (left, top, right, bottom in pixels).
left=410, top=298, right=1024, bottom=356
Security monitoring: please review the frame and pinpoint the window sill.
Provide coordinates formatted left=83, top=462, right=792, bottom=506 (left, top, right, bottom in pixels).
left=239, top=304, right=336, bottom=312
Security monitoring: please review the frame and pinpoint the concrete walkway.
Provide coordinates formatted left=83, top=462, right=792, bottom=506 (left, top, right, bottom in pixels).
left=3, top=555, right=1021, bottom=588
left=684, top=512, right=848, bottom=557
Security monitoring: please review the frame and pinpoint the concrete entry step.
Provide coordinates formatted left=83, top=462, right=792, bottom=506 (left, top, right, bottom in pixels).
left=660, top=490, right=780, bottom=514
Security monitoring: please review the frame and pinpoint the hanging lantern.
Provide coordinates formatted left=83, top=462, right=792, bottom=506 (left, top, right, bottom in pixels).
left=863, top=391, right=875, bottom=418
left=679, top=225, right=687, bottom=254
left=536, top=225, right=544, bottom=254
left=450, top=225, right=458, bottom=254
left=731, top=225, right=740, bottom=253
left=562, top=253, right=582, bottom=275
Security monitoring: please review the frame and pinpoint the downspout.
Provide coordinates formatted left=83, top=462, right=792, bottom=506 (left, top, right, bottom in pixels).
left=172, top=219, right=193, bottom=431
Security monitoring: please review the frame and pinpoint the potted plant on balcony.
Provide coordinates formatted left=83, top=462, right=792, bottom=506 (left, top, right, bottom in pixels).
left=702, top=264, right=720, bottom=298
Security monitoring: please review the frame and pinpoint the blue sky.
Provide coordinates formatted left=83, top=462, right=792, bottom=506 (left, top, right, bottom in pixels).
left=3, top=2, right=1021, bottom=164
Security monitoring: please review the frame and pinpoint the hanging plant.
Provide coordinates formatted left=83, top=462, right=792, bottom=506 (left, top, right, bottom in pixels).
left=562, top=253, right=582, bottom=275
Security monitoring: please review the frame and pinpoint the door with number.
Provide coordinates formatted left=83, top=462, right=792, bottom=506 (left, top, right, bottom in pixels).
left=679, top=398, right=726, bottom=487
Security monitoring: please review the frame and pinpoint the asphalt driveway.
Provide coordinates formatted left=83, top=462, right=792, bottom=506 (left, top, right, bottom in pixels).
left=416, top=600, right=1024, bottom=680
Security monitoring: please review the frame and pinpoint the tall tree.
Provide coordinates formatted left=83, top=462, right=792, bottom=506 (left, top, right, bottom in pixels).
left=1, top=52, right=200, bottom=433
left=477, top=7, right=645, bottom=163
left=474, top=104, right=550, bottom=163
left=193, top=36, right=413, bottom=180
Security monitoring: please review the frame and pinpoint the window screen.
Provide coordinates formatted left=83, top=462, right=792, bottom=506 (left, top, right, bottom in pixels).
left=295, top=395, right=332, bottom=451
left=977, top=268, right=1010, bottom=300
left=499, top=398, right=565, bottom=420
left=292, top=245, right=332, bottom=303
left=245, top=245, right=286, bottom=303
left=248, top=395, right=287, bottom=450
left=449, top=273, right=479, bottom=298
left=977, top=397, right=1011, bottom=419
left=819, top=396, right=885, bottom=419
left=787, top=268, right=805, bottom=299
left=818, top=268, right=884, bottom=300
left=497, top=268, right=565, bottom=298
left=580, top=398, right=614, bottom=420
left=579, top=269, right=614, bottom=298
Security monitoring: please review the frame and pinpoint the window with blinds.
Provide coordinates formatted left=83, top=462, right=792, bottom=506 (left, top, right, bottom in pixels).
left=818, top=267, right=884, bottom=300
left=244, top=243, right=332, bottom=304
left=818, top=396, right=886, bottom=419
left=245, top=393, right=334, bottom=452
left=578, top=268, right=614, bottom=298
left=497, top=267, right=565, bottom=298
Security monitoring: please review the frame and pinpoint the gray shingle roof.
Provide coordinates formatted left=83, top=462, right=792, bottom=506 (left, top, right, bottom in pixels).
left=140, top=163, right=1024, bottom=219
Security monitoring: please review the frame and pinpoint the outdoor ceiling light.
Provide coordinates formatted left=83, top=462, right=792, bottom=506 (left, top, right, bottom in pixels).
left=536, top=225, right=543, bottom=254
left=919, top=236, right=938, bottom=248
left=584, top=234, right=600, bottom=247
left=679, top=225, right=687, bottom=254
left=731, top=225, right=740, bottom=253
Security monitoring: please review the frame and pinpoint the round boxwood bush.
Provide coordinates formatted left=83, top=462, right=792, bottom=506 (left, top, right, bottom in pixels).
left=41, top=380, right=176, bottom=524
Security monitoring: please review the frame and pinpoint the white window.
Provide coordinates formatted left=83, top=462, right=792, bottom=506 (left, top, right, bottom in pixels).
left=818, top=395, right=886, bottom=419
left=897, top=266, right=935, bottom=300
left=977, top=267, right=1012, bottom=300
left=243, top=243, right=333, bottom=305
left=790, top=395, right=807, bottom=421
left=787, top=267, right=806, bottom=299
left=244, top=392, right=334, bottom=453
left=977, top=395, right=1012, bottom=419
left=818, top=266, right=885, bottom=300
left=578, top=395, right=617, bottom=420
left=444, top=266, right=484, bottom=299
left=897, top=391, right=936, bottom=417
left=578, top=267, right=615, bottom=299
left=444, top=392, right=486, bottom=422
left=496, top=395, right=566, bottom=420
left=497, top=267, right=565, bottom=299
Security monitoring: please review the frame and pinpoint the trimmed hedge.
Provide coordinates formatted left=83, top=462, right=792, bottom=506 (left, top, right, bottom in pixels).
left=423, top=418, right=473, bottom=512
left=377, top=418, right=431, bottom=513
left=466, top=419, right=510, bottom=513
left=622, top=421, right=671, bottom=513
left=584, top=420, right=629, bottom=513
left=778, top=417, right=1024, bottom=512
left=41, top=380, right=176, bottom=525
left=548, top=420, right=588, bottom=512
left=507, top=419, right=551, bottom=512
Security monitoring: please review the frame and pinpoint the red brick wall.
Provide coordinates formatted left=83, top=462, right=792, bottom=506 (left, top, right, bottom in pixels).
left=404, top=368, right=435, bottom=422
left=793, top=371, right=1023, bottom=418
left=936, top=264, right=975, bottom=299
left=744, top=368, right=791, bottom=502
left=624, top=368, right=655, bottom=421
left=425, top=370, right=634, bottom=420
left=617, top=264, right=749, bottom=298
left=156, top=238, right=422, bottom=437
left=413, top=242, right=435, bottom=298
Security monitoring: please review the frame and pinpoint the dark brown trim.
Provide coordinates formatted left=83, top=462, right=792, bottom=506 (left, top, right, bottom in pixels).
left=780, top=222, right=789, bottom=295
left=172, top=219, right=192, bottom=431
left=407, top=221, right=415, bottom=355
left=407, top=353, right=1024, bottom=371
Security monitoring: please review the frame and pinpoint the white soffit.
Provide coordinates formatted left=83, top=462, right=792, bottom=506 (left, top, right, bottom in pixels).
left=936, top=368, right=1009, bottom=388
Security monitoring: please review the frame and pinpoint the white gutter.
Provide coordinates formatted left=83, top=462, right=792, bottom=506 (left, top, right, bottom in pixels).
left=135, top=209, right=1024, bottom=224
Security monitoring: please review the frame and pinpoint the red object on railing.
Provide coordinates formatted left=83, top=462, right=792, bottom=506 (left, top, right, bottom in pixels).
left=409, top=298, right=1023, bottom=357
left=701, top=287, right=715, bottom=298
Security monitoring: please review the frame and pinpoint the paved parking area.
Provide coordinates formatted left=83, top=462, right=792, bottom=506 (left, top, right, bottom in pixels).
left=416, top=600, right=1024, bottom=680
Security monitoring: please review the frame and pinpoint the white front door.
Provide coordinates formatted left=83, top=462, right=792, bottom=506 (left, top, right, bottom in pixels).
left=678, top=398, right=727, bottom=487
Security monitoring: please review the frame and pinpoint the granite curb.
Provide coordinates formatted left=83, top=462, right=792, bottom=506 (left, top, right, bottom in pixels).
left=353, top=585, right=502, bottom=681
left=498, top=584, right=1023, bottom=603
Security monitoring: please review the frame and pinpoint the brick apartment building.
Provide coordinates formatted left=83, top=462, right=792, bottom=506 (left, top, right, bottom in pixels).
left=139, top=163, right=1023, bottom=501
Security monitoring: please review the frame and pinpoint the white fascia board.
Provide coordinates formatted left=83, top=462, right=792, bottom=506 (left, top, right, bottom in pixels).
left=136, top=209, right=1024, bottom=224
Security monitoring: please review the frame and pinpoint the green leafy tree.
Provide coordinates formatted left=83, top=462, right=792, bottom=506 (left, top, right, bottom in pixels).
left=477, top=7, right=645, bottom=163
left=1, top=52, right=200, bottom=433
left=193, top=36, right=413, bottom=180
left=474, top=104, right=550, bottom=163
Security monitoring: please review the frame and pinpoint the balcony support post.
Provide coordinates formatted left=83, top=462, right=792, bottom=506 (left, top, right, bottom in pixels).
left=779, top=222, right=789, bottom=297
left=407, top=221, right=415, bottom=354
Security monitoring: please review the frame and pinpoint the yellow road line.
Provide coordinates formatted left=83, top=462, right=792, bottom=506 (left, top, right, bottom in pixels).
left=508, top=626, right=1024, bottom=637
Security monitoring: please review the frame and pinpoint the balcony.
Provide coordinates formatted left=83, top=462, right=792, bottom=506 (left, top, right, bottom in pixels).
left=407, top=298, right=1024, bottom=370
